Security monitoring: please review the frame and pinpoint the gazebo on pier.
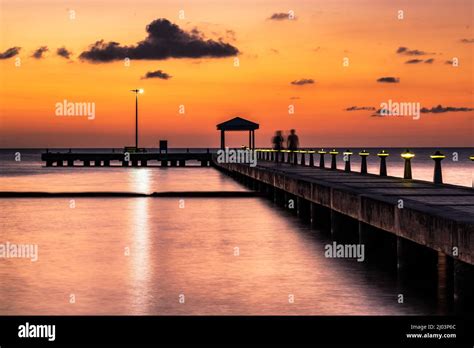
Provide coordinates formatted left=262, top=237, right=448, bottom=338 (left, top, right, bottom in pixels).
left=216, top=117, right=259, bottom=150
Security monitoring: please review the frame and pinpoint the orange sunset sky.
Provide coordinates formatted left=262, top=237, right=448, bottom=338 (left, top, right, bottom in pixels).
left=0, top=0, right=473, bottom=148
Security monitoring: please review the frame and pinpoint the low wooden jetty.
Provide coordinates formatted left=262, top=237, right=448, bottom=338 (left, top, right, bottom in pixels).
left=41, top=150, right=213, bottom=167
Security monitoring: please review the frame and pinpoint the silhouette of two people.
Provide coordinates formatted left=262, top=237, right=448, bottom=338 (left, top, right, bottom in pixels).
left=272, top=129, right=299, bottom=162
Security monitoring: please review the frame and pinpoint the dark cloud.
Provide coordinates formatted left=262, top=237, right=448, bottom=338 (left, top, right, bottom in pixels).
left=291, top=78, right=314, bottom=86
left=404, top=58, right=435, bottom=64
left=290, top=96, right=300, bottom=100
left=420, top=105, right=473, bottom=113
left=376, top=77, right=400, bottom=83
left=372, top=105, right=473, bottom=117
left=268, top=13, right=295, bottom=20
left=460, top=38, right=474, bottom=43
left=372, top=108, right=396, bottom=117
left=0, top=47, right=21, bottom=59
left=57, top=47, right=72, bottom=59
left=405, top=59, right=423, bottom=64
left=79, top=18, right=239, bottom=62
left=445, top=60, right=455, bottom=65
left=396, top=46, right=432, bottom=56
left=32, top=46, right=48, bottom=59
left=142, top=69, right=171, bottom=79
left=345, top=106, right=376, bottom=111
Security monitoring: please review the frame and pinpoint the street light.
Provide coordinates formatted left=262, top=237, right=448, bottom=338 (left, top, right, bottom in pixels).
left=401, top=149, right=415, bottom=179
left=130, top=88, right=144, bottom=150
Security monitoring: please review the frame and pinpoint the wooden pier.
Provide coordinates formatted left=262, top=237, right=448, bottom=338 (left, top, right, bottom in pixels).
left=213, top=151, right=474, bottom=306
left=41, top=150, right=213, bottom=167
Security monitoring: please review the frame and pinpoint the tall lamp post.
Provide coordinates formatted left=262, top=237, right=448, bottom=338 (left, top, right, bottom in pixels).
left=130, top=89, right=144, bottom=149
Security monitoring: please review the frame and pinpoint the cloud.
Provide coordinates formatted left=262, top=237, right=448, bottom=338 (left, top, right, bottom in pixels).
left=405, top=59, right=423, bottom=64
left=79, top=18, right=239, bottom=62
left=372, top=108, right=396, bottom=117
left=445, top=60, right=454, bottom=65
left=268, top=13, right=295, bottom=20
left=345, top=106, right=376, bottom=111
left=291, top=78, right=314, bottom=85
left=420, top=105, right=473, bottom=113
left=460, top=38, right=474, bottom=43
left=396, top=46, right=432, bottom=56
left=57, top=47, right=72, bottom=59
left=424, top=58, right=434, bottom=64
left=290, top=96, right=300, bottom=100
left=32, top=46, right=48, bottom=59
left=372, top=105, right=473, bottom=117
left=376, top=77, right=400, bottom=83
left=142, top=69, right=172, bottom=79
left=0, top=47, right=21, bottom=59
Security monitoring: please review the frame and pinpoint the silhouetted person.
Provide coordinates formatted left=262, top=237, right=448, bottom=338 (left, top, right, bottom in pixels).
left=272, top=130, right=284, bottom=150
left=287, top=129, right=299, bottom=151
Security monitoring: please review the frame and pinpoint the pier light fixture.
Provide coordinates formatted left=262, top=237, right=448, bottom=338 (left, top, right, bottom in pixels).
left=329, top=149, right=339, bottom=170
left=300, top=150, right=307, bottom=166
left=308, top=150, right=315, bottom=166
left=358, top=150, right=370, bottom=174
left=318, top=149, right=327, bottom=168
left=377, top=150, right=389, bottom=176
left=130, top=88, right=145, bottom=150
left=401, top=149, right=415, bottom=160
left=430, top=150, right=445, bottom=184
left=343, top=149, right=353, bottom=172
left=470, top=155, right=474, bottom=161
left=401, top=149, right=415, bottom=179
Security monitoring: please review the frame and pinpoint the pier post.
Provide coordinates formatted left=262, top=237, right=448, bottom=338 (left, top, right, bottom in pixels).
left=309, top=151, right=314, bottom=166
left=46, top=160, right=53, bottom=167
left=57, top=160, right=63, bottom=167
left=122, top=160, right=128, bottom=167
left=178, top=160, right=186, bottom=167
left=377, top=150, right=389, bottom=176
left=359, top=150, right=369, bottom=174
left=318, top=149, right=326, bottom=168
left=104, top=160, right=110, bottom=167
left=329, top=149, right=338, bottom=170
left=397, top=236, right=438, bottom=289
left=84, top=161, right=90, bottom=167
left=94, top=160, right=101, bottom=167
left=431, top=150, right=445, bottom=184
left=401, top=149, right=414, bottom=179
left=297, top=197, right=310, bottom=222
left=67, top=160, right=74, bottom=167
left=437, top=252, right=454, bottom=313
left=141, top=160, right=148, bottom=167
left=131, top=160, right=139, bottom=167
left=293, top=151, right=298, bottom=165
left=453, top=259, right=474, bottom=309
left=300, top=151, right=306, bottom=166
left=358, top=222, right=376, bottom=261
left=161, top=160, right=168, bottom=167
left=170, top=160, right=177, bottom=167
left=343, top=149, right=352, bottom=172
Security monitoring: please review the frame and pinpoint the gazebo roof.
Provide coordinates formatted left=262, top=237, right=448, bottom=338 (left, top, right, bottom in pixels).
left=216, top=117, right=259, bottom=131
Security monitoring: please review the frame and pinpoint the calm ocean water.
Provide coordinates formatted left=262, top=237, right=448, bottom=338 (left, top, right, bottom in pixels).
left=0, top=148, right=471, bottom=315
